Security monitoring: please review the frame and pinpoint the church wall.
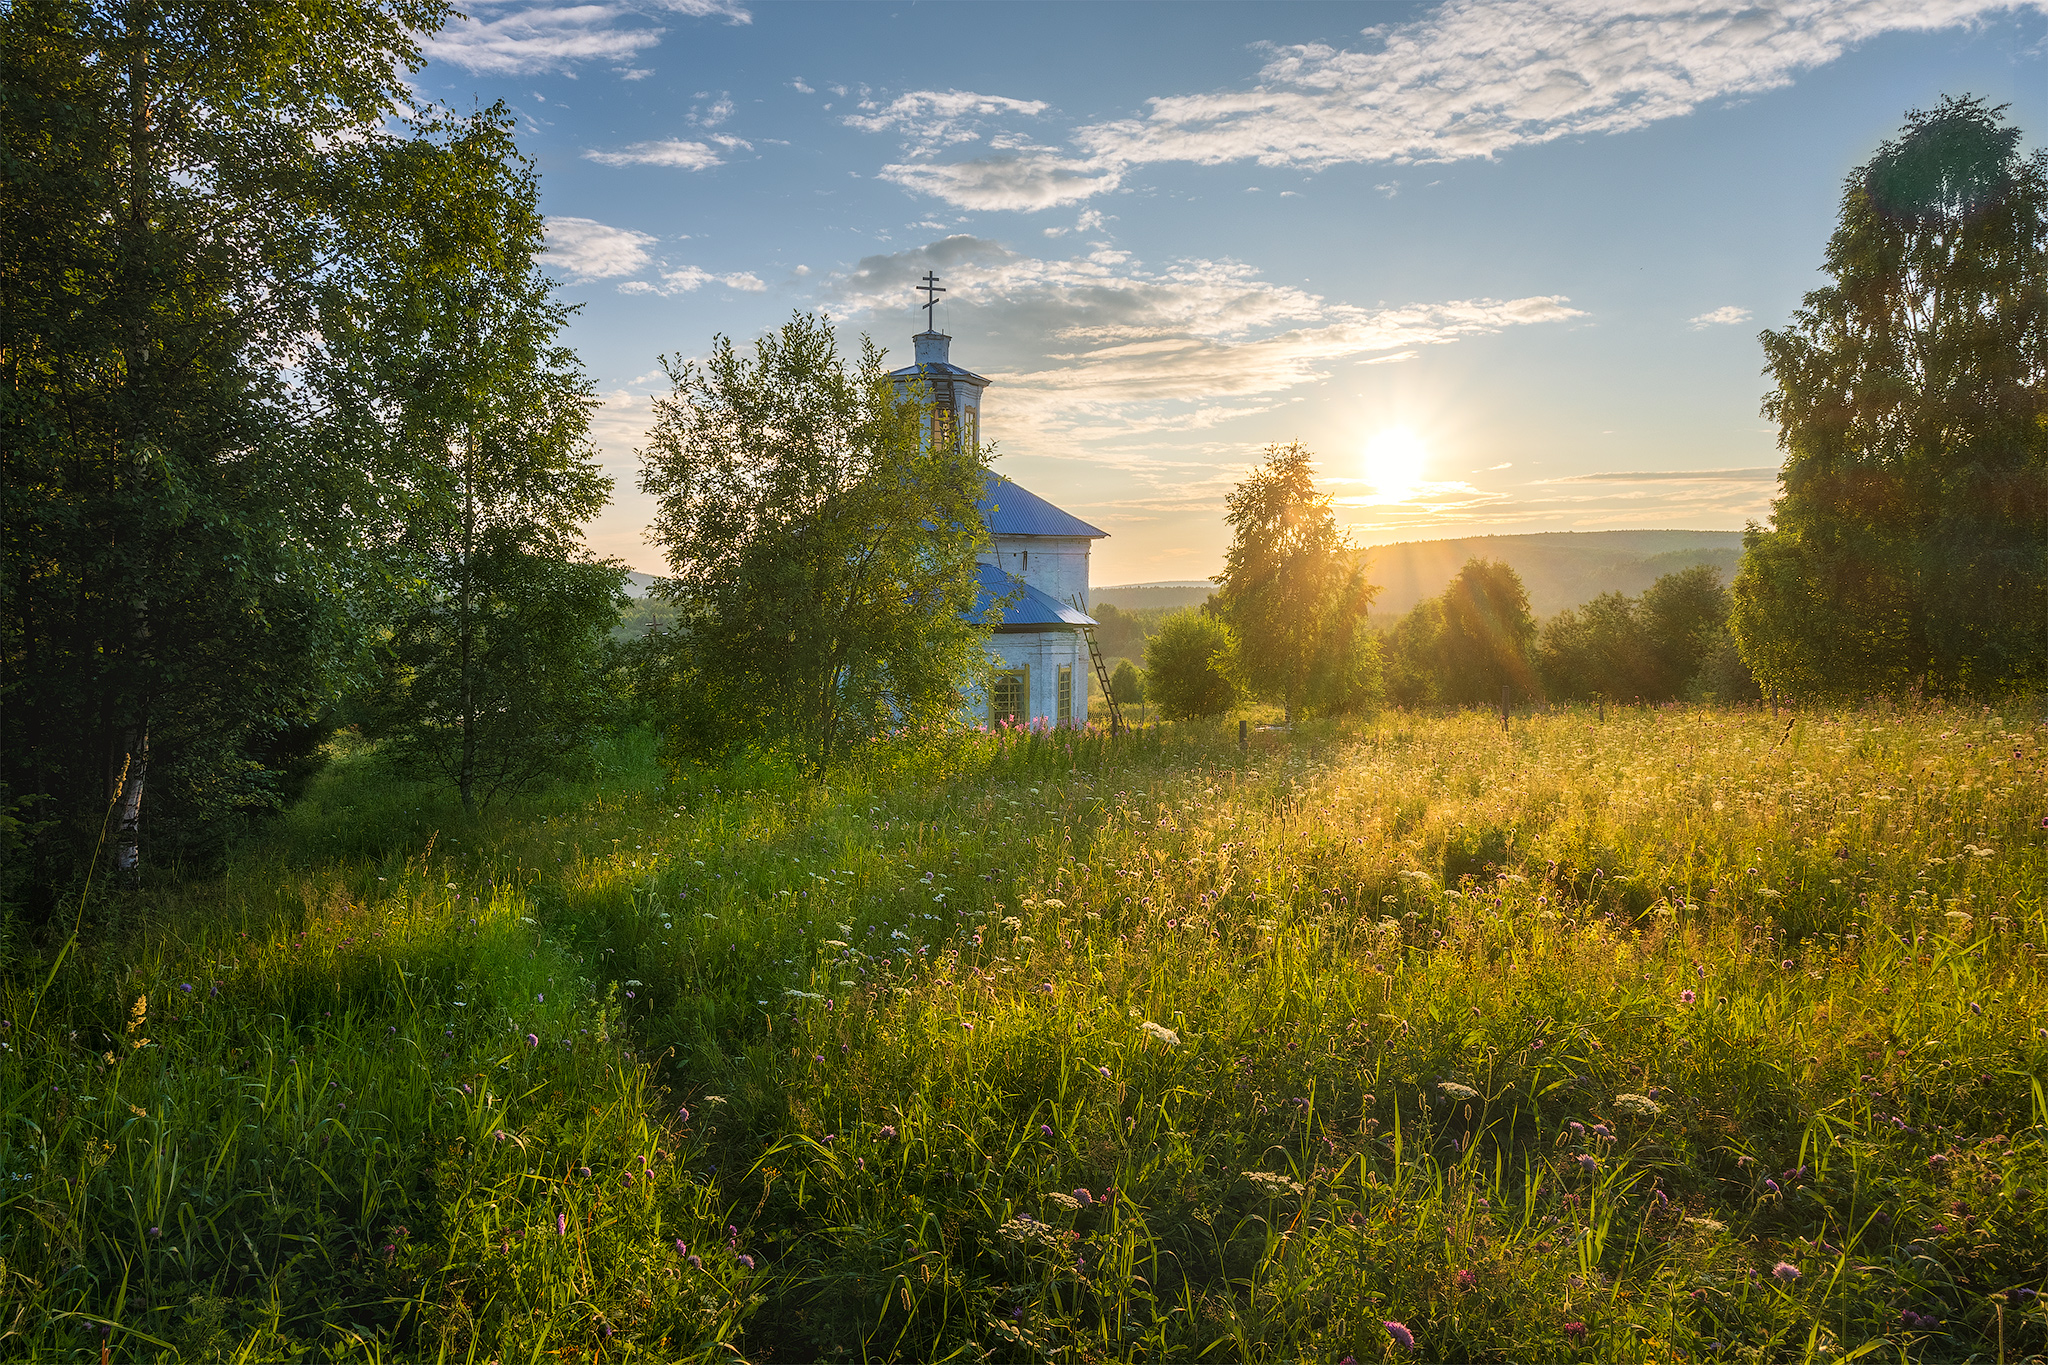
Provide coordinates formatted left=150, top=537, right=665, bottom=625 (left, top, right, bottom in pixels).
left=971, top=629, right=1091, bottom=728
left=981, top=536, right=1094, bottom=613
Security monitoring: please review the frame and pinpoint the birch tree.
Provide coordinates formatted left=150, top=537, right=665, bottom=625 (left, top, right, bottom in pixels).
left=1, top=0, right=445, bottom=901
left=637, top=313, right=990, bottom=774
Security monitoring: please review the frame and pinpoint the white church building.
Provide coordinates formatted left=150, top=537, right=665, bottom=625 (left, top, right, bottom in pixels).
left=887, top=275, right=1113, bottom=730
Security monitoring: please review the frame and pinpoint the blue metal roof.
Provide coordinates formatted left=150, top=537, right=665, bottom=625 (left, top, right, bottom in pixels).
left=979, top=472, right=1108, bottom=539
left=969, top=562, right=1096, bottom=631
left=888, top=360, right=989, bottom=383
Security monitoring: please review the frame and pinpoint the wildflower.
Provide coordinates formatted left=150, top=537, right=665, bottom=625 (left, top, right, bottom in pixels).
left=579, top=1166, right=592, bottom=1177
left=179, top=983, right=192, bottom=993
left=877, top=1125, right=897, bottom=1140
left=1576, top=1154, right=1598, bottom=1174
left=1138, top=1020, right=1180, bottom=1046
left=678, top=1107, right=690, bottom=1122
left=1612, top=1093, right=1662, bottom=1118
left=1383, top=1320, right=1415, bottom=1350
left=526, top=1034, right=539, bottom=1048
left=1773, top=1261, right=1800, bottom=1283
left=1563, top=1321, right=1587, bottom=1339
left=688, top=1254, right=702, bottom=1268
left=148, top=1227, right=161, bottom=1238
left=557, top=1213, right=567, bottom=1236
left=1679, top=989, right=1696, bottom=1005
left=737, top=1254, right=754, bottom=1269
left=1097, top=1066, right=1112, bottom=1079
left=1762, top=1178, right=1780, bottom=1195
left=1438, top=1081, right=1479, bottom=1102
left=676, top=1240, right=687, bottom=1253
left=1040, top=1124, right=1053, bottom=1138
left=1568, top=1121, right=1585, bottom=1137
left=1455, top=1268, right=1476, bottom=1291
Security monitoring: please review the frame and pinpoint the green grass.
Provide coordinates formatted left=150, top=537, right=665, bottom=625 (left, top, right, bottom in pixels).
left=4, top=704, right=2046, bottom=1362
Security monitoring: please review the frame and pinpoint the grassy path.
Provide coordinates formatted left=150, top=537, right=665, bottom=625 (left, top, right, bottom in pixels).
left=3, top=705, right=2045, bottom=1361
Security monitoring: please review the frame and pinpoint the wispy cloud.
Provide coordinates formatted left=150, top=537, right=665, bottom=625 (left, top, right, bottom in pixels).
left=619, top=265, right=766, bottom=295
left=845, top=89, right=1051, bottom=153
left=885, top=0, right=2040, bottom=210
left=878, top=156, right=1121, bottom=212
left=583, top=138, right=724, bottom=169
left=1687, top=304, right=1753, bottom=329
left=1557, top=466, right=1777, bottom=482
left=423, top=0, right=746, bottom=76
left=544, top=216, right=657, bottom=280
left=826, top=235, right=1582, bottom=452
left=654, top=0, right=750, bottom=22
left=424, top=4, right=663, bottom=76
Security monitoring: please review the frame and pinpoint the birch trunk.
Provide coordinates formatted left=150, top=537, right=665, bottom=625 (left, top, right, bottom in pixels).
left=112, top=0, right=155, bottom=880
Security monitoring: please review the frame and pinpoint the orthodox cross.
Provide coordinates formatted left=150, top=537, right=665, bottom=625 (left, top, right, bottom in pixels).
left=917, top=271, right=946, bottom=331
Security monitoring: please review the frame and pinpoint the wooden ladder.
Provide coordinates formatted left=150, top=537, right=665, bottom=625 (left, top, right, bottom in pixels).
left=1085, top=628, right=1124, bottom=735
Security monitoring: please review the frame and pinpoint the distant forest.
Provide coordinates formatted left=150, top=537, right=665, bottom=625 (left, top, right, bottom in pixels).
left=1094, top=529, right=1745, bottom=623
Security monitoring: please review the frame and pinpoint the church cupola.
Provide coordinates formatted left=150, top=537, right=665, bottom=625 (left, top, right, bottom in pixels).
left=887, top=271, right=989, bottom=451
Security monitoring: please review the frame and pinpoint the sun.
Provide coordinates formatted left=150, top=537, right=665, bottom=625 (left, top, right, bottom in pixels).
left=1363, top=427, right=1429, bottom=501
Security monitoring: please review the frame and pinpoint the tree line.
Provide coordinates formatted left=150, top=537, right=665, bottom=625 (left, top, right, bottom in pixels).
left=5, top=29, right=2040, bottom=929
left=1134, top=97, right=2043, bottom=723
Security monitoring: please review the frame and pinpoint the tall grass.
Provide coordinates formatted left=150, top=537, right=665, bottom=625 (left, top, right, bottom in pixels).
left=3, top=703, right=2044, bottom=1361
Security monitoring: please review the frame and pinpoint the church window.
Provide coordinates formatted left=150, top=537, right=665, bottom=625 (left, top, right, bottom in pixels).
left=962, top=407, right=978, bottom=449
left=991, top=669, right=1026, bottom=727
left=931, top=405, right=957, bottom=448
left=1057, top=665, right=1073, bottom=724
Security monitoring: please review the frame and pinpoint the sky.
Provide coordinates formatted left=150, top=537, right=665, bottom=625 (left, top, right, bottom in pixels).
left=415, top=0, right=2048, bottom=584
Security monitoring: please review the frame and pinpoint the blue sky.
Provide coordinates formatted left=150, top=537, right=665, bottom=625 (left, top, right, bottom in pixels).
left=417, top=0, right=2047, bottom=584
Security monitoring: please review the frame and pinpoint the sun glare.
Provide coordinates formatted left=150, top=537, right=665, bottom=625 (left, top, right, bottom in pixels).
left=1363, top=427, right=1429, bottom=501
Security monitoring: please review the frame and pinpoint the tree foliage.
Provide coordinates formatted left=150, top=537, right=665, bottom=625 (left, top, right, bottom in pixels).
left=1540, top=566, right=1752, bottom=702
left=638, top=313, right=990, bottom=774
left=1436, top=560, right=1541, bottom=705
left=0, top=0, right=448, bottom=905
left=316, top=110, right=623, bottom=812
left=1142, top=610, right=1237, bottom=720
left=1733, top=96, right=2047, bottom=699
left=1108, top=659, right=1145, bottom=707
left=1214, top=442, right=1381, bottom=721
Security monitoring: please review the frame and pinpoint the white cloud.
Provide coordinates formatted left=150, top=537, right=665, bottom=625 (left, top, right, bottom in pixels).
left=423, top=4, right=663, bottom=76
left=544, top=217, right=656, bottom=280
left=1041, top=208, right=1108, bottom=238
left=886, top=0, right=2041, bottom=209
left=583, top=138, right=724, bottom=169
left=654, top=0, right=751, bottom=21
left=622, top=265, right=767, bottom=296
left=1557, top=466, right=1776, bottom=481
left=693, top=94, right=736, bottom=126
left=878, top=155, right=1121, bottom=212
left=792, top=77, right=816, bottom=95
left=844, top=89, right=1050, bottom=153
left=1688, top=304, right=1753, bottom=329
left=826, top=235, right=1581, bottom=450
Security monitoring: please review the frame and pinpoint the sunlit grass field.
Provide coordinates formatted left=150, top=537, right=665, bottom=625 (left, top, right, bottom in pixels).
left=4, top=703, right=2046, bottom=1362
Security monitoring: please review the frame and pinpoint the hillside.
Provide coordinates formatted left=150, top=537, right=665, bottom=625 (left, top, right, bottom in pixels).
left=1363, top=530, right=1745, bottom=617
left=1093, top=581, right=1214, bottom=612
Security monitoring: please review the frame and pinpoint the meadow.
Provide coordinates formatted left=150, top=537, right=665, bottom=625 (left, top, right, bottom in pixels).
left=3, top=703, right=2045, bottom=1363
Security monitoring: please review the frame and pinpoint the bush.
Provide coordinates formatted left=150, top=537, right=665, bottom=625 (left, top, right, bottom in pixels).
left=1143, top=611, right=1237, bottom=719
left=1109, top=659, right=1145, bottom=706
